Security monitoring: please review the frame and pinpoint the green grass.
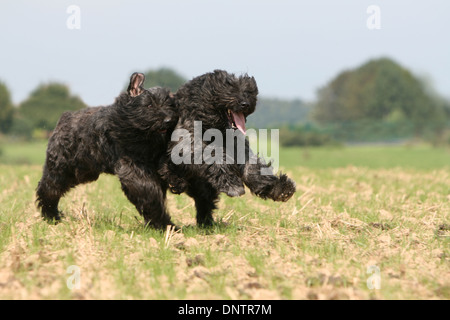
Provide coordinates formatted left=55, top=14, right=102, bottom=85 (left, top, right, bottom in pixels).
left=279, top=144, right=450, bottom=170
left=0, top=140, right=47, bottom=165
left=0, top=141, right=449, bottom=299
left=1, top=140, right=449, bottom=170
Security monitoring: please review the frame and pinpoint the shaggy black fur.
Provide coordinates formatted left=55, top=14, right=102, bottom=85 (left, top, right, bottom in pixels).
left=160, top=70, right=296, bottom=227
left=36, top=73, right=178, bottom=229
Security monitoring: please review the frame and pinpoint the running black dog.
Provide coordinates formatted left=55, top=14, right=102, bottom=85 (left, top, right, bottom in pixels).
left=36, top=73, right=178, bottom=229
left=160, top=70, right=296, bottom=226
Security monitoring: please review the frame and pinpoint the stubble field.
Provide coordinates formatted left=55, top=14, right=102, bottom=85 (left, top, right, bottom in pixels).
left=0, top=142, right=449, bottom=299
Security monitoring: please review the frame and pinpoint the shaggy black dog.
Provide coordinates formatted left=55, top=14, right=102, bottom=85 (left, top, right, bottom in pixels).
left=36, top=73, right=178, bottom=229
left=160, top=70, right=296, bottom=227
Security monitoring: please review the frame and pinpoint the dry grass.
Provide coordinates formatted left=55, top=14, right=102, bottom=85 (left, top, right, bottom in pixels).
left=0, top=163, right=449, bottom=299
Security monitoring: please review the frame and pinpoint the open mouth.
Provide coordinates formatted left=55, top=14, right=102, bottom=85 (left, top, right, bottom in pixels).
left=227, top=110, right=246, bottom=135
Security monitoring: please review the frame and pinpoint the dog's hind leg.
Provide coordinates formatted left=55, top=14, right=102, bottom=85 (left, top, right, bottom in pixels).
left=117, top=160, right=175, bottom=230
left=186, top=178, right=219, bottom=227
left=36, top=165, right=74, bottom=222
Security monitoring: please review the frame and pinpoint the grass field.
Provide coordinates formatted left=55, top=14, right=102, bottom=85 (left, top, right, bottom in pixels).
left=0, top=140, right=449, bottom=299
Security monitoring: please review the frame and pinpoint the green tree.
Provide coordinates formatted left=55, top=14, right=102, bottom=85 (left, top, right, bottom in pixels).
left=312, top=57, right=447, bottom=136
left=0, top=81, right=14, bottom=134
left=139, top=67, right=187, bottom=92
left=246, top=98, right=311, bottom=129
left=18, top=83, right=86, bottom=132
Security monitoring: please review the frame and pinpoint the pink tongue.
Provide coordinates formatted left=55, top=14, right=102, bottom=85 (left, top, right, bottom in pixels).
left=232, top=111, right=246, bottom=134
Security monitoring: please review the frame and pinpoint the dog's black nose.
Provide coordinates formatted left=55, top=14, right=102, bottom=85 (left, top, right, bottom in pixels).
left=164, top=117, right=172, bottom=123
left=241, top=101, right=249, bottom=108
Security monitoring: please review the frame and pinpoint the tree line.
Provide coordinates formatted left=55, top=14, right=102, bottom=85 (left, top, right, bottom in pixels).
left=0, top=68, right=186, bottom=139
left=311, top=57, right=450, bottom=145
left=1, top=59, right=449, bottom=145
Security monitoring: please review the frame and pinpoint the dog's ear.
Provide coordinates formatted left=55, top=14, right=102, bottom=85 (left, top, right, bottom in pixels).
left=127, top=73, right=146, bottom=97
left=240, top=74, right=259, bottom=95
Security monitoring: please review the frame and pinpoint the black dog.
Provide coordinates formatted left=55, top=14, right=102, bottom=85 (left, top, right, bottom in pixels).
left=36, top=73, right=178, bottom=229
left=160, top=70, right=296, bottom=226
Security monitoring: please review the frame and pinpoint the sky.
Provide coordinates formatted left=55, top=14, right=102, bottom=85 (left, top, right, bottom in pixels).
left=0, top=0, right=449, bottom=106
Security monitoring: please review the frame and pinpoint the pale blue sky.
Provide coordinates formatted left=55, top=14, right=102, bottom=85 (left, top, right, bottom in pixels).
left=1, top=0, right=449, bottom=106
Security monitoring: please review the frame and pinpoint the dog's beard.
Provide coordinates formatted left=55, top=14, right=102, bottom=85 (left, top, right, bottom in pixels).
left=227, top=110, right=246, bottom=134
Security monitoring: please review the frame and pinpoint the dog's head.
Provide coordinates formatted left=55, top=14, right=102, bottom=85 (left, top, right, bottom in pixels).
left=123, top=72, right=178, bottom=134
left=178, top=70, right=258, bottom=134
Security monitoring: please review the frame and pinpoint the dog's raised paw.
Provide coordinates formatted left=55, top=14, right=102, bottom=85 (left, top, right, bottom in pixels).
left=269, top=175, right=296, bottom=202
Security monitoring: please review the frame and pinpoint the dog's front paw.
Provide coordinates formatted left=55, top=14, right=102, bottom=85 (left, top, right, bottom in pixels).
left=165, top=174, right=188, bottom=194
left=268, top=174, right=296, bottom=202
left=169, top=180, right=187, bottom=194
